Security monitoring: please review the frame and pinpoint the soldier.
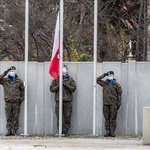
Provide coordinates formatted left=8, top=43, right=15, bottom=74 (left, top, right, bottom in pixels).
left=0, top=66, right=24, bottom=136
left=50, top=65, right=76, bottom=136
left=97, top=71, right=122, bottom=137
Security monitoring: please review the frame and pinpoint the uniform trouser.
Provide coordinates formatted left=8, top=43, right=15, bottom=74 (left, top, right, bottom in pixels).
left=55, top=101, right=72, bottom=131
left=5, top=102, right=20, bottom=132
left=103, top=104, right=118, bottom=133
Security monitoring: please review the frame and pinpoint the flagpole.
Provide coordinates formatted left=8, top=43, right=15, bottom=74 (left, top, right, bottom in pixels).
left=93, top=0, right=98, bottom=136
left=24, top=0, right=29, bottom=135
left=59, top=0, right=64, bottom=137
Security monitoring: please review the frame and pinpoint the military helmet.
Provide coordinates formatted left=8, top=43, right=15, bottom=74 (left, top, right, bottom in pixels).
left=10, top=66, right=16, bottom=70
left=108, top=71, right=114, bottom=75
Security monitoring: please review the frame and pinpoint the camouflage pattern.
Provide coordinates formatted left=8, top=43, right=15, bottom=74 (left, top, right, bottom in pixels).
left=50, top=75, right=76, bottom=132
left=0, top=71, right=24, bottom=131
left=103, top=105, right=118, bottom=133
left=50, top=75, right=76, bottom=102
left=55, top=101, right=72, bottom=131
left=97, top=73, right=122, bottom=133
left=5, top=102, right=20, bottom=131
left=0, top=72, right=24, bottom=103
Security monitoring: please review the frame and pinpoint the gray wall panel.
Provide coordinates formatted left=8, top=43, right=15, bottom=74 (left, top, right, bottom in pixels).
left=120, top=63, right=128, bottom=135
left=137, top=63, right=150, bottom=135
left=96, top=63, right=103, bottom=135
left=0, top=61, right=149, bottom=136
left=43, top=63, right=55, bottom=135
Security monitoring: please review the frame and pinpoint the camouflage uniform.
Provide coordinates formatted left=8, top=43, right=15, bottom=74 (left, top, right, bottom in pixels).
left=50, top=75, right=76, bottom=134
left=97, top=73, right=122, bottom=136
left=0, top=71, right=24, bottom=134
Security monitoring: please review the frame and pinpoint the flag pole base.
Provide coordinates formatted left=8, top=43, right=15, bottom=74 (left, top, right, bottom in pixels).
left=55, top=134, right=66, bottom=137
left=20, top=133, right=30, bottom=137
left=88, top=134, right=99, bottom=137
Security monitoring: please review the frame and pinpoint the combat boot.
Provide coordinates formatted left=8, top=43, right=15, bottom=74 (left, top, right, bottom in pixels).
left=63, top=128, right=69, bottom=137
left=110, top=131, right=115, bottom=137
left=104, top=130, right=110, bottom=137
left=12, top=130, right=17, bottom=136
left=5, top=130, right=12, bottom=136
left=64, top=130, right=69, bottom=137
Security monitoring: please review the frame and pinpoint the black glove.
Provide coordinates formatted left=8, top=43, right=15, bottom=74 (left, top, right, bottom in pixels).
left=4, top=68, right=11, bottom=76
left=63, top=81, right=68, bottom=88
left=19, top=102, right=21, bottom=106
left=19, top=97, right=24, bottom=106
left=117, top=101, right=121, bottom=110
left=104, top=72, right=108, bottom=76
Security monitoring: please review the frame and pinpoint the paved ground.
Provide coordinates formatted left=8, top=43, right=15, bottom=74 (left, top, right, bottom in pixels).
left=0, top=136, right=149, bottom=150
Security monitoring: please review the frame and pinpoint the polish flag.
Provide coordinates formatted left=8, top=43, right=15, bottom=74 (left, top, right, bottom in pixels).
left=49, top=13, right=60, bottom=79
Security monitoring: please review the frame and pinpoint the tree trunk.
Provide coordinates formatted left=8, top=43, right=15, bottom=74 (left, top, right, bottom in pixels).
left=147, top=0, right=150, bottom=61
left=143, top=0, right=147, bottom=61
left=136, top=1, right=143, bottom=60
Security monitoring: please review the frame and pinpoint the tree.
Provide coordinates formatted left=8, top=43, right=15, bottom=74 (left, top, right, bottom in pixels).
left=0, top=0, right=58, bottom=61
left=0, top=0, right=147, bottom=62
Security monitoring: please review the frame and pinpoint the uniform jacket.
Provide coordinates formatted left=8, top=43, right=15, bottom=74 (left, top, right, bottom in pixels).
left=0, top=72, right=24, bottom=103
left=50, top=75, right=76, bottom=102
left=97, top=74, right=122, bottom=107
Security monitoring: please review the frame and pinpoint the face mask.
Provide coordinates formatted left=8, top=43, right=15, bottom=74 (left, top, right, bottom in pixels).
left=9, top=71, right=15, bottom=77
left=108, top=76, right=114, bottom=80
left=62, top=67, right=67, bottom=75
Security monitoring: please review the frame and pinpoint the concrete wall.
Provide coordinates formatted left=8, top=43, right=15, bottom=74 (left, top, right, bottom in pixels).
left=143, top=107, right=150, bottom=145
left=0, top=61, right=150, bottom=136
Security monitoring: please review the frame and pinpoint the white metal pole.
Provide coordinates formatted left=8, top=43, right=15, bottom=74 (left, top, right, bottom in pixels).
left=59, top=0, right=64, bottom=137
left=24, top=0, right=29, bottom=135
left=93, top=0, right=98, bottom=136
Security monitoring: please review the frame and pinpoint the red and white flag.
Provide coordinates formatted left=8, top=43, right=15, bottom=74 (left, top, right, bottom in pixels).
left=49, top=13, right=60, bottom=79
